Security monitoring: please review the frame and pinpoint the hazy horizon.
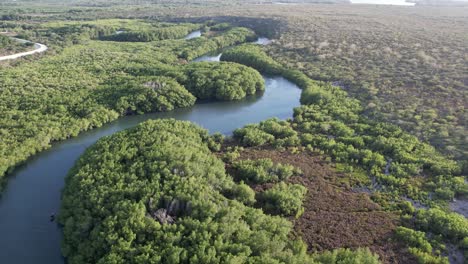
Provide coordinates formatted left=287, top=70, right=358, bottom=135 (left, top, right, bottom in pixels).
left=350, top=0, right=415, bottom=5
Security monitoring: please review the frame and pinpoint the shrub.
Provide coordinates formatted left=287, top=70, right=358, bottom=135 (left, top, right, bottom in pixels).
left=434, top=187, right=455, bottom=201
left=97, top=76, right=196, bottom=115
left=206, top=132, right=224, bottom=152
left=183, top=62, right=265, bottom=101
left=415, top=208, right=468, bottom=242
left=259, top=182, right=307, bottom=217
left=233, top=125, right=275, bottom=147
left=233, top=158, right=301, bottom=184
left=233, top=118, right=299, bottom=147
left=300, top=83, right=334, bottom=105
left=313, top=248, right=380, bottom=264
left=226, top=182, right=256, bottom=206
left=395, top=226, right=432, bottom=253
left=408, top=248, right=449, bottom=264
left=222, top=147, right=241, bottom=163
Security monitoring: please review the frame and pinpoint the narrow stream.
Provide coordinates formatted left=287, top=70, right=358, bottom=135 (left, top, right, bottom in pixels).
left=0, top=36, right=301, bottom=263
left=184, top=30, right=202, bottom=40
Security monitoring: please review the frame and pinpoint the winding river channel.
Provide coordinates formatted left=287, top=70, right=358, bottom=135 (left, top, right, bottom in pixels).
left=0, top=34, right=302, bottom=263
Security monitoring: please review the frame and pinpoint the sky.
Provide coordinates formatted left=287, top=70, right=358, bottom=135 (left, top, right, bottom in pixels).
left=350, top=0, right=415, bottom=5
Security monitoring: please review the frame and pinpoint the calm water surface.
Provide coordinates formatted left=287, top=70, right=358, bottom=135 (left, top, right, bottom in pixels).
left=0, top=38, right=301, bottom=264
left=184, top=30, right=202, bottom=40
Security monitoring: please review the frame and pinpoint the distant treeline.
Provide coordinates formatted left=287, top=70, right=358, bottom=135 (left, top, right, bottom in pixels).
left=409, top=0, right=468, bottom=6
left=100, top=24, right=200, bottom=42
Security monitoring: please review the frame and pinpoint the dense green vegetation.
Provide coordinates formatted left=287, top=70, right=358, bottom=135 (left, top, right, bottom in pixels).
left=0, top=34, right=12, bottom=48
left=59, top=119, right=306, bottom=263
left=0, top=19, right=256, bottom=59
left=59, top=119, right=373, bottom=264
left=0, top=21, right=261, bottom=182
left=101, top=25, right=200, bottom=42
left=179, top=27, right=256, bottom=61
left=95, top=76, right=197, bottom=115
left=1, top=2, right=467, bottom=263
left=232, top=158, right=301, bottom=184
left=233, top=118, right=300, bottom=148
left=263, top=5, right=468, bottom=161
left=4, top=19, right=199, bottom=46
left=395, top=227, right=434, bottom=254
left=96, top=61, right=265, bottom=114
left=259, top=182, right=307, bottom=217
left=0, top=34, right=33, bottom=56
left=222, top=43, right=467, bottom=261
left=182, top=62, right=264, bottom=100
left=414, top=208, right=468, bottom=242
left=223, top=44, right=466, bottom=203
left=395, top=226, right=449, bottom=264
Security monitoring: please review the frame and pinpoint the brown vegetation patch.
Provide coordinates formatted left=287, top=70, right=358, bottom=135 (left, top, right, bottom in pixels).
left=235, top=147, right=416, bottom=263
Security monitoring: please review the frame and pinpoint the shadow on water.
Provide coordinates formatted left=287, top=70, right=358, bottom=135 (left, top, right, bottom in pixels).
left=0, top=34, right=300, bottom=264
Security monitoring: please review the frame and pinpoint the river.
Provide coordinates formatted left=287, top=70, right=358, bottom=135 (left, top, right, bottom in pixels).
left=184, top=30, right=202, bottom=40
left=0, top=36, right=301, bottom=263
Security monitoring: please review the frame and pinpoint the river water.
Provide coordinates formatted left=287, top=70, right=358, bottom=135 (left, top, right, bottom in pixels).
left=184, top=30, right=202, bottom=40
left=0, top=37, right=301, bottom=263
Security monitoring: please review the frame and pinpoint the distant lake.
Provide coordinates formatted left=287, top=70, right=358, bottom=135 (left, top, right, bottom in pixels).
left=350, top=0, right=415, bottom=5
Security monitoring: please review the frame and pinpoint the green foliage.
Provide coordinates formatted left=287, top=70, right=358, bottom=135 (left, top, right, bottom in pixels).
left=407, top=248, right=449, bottom=264
left=179, top=27, right=257, bottom=61
left=398, top=201, right=416, bottom=215
left=221, top=44, right=283, bottom=75
left=233, top=158, right=301, bottom=184
left=96, top=76, right=196, bottom=115
left=222, top=43, right=465, bottom=201
left=0, top=22, right=259, bottom=182
left=313, top=248, right=380, bottom=264
left=300, top=83, right=334, bottom=105
left=0, top=34, right=33, bottom=55
left=265, top=7, right=468, bottom=160
left=19, top=19, right=200, bottom=46
left=427, top=176, right=468, bottom=201
left=462, top=237, right=468, bottom=263
left=183, top=62, right=265, bottom=100
left=222, top=146, right=242, bottom=163
left=233, top=118, right=300, bottom=147
left=395, top=226, right=433, bottom=253
left=209, top=22, right=231, bottom=31
left=101, top=24, right=200, bottom=42
left=0, top=34, right=13, bottom=48
left=414, top=208, right=468, bottom=242
left=206, top=132, right=224, bottom=152
left=233, top=124, right=275, bottom=147
left=259, top=182, right=307, bottom=217
left=225, top=182, right=256, bottom=206
left=59, top=119, right=313, bottom=264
